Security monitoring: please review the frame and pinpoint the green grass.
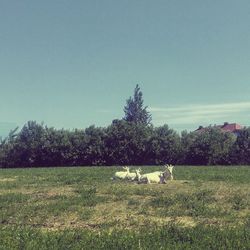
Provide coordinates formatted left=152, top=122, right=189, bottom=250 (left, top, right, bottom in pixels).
left=0, top=166, right=250, bottom=249
left=1, top=224, right=250, bottom=250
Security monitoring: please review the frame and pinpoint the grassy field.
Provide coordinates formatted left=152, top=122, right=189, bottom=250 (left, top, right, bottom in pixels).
left=0, top=166, right=250, bottom=249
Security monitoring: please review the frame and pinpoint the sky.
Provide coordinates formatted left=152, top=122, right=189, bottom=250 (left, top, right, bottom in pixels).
left=1, top=0, right=250, bottom=137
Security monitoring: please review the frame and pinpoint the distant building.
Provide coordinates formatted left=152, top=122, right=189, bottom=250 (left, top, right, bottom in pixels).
left=195, top=122, right=243, bottom=136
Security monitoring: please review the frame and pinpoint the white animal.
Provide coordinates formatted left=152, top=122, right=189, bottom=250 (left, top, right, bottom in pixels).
left=135, top=169, right=147, bottom=183
left=165, top=164, right=174, bottom=181
left=126, top=168, right=139, bottom=181
left=135, top=169, right=163, bottom=184
left=112, top=166, right=130, bottom=180
left=151, top=164, right=174, bottom=182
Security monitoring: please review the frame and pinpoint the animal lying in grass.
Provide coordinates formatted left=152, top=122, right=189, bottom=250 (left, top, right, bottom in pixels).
left=135, top=169, right=165, bottom=184
left=112, top=166, right=139, bottom=181
left=112, top=166, right=130, bottom=180
left=151, top=164, right=174, bottom=182
left=135, top=165, right=174, bottom=184
left=112, top=165, right=174, bottom=183
left=126, top=168, right=138, bottom=181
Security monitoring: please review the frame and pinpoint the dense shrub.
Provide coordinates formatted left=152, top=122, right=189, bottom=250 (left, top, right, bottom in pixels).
left=0, top=121, right=249, bottom=167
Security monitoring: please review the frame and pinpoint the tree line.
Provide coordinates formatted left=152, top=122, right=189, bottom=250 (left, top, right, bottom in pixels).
left=1, top=85, right=250, bottom=167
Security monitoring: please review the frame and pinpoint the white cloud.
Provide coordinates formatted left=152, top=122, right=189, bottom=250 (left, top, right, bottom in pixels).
left=149, top=101, right=250, bottom=126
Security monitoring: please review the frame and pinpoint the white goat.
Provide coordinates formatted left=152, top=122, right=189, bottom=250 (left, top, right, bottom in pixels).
left=135, top=169, right=147, bottom=183
left=112, top=166, right=130, bottom=180
left=151, top=164, right=174, bottom=182
left=135, top=169, right=163, bottom=184
left=165, top=164, right=174, bottom=181
left=126, top=168, right=139, bottom=181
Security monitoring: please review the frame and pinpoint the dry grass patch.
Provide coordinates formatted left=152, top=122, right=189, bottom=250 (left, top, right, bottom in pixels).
left=0, top=177, right=17, bottom=182
left=46, top=186, right=75, bottom=198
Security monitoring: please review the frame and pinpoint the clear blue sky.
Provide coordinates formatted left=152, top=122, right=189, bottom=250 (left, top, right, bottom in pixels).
left=1, top=0, right=250, bottom=137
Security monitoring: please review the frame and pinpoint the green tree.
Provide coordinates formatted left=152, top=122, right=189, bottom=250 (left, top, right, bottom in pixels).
left=40, top=127, right=73, bottom=167
left=147, top=125, right=181, bottom=165
left=179, top=130, right=197, bottom=164
left=186, top=127, right=236, bottom=165
left=105, top=120, right=152, bottom=165
left=230, top=128, right=250, bottom=164
left=123, top=84, right=152, bottom=125
left=82, top=125, right=106, bottom=166
left=0, top=121, right=48, bottom=167
left=0, top=127, right=19, bottom=167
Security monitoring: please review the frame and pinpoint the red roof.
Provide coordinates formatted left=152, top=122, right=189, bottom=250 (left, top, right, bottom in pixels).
left=195, top=123, right=242, bottom=133
left=220, top=123, right=242, bottom=132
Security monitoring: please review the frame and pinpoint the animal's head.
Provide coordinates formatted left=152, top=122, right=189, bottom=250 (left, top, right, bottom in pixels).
left=135, top=168, right=141, bottom=176
left=165, top=164, right=174, bottom=174
left=123, top=166, right=130, bottom=172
